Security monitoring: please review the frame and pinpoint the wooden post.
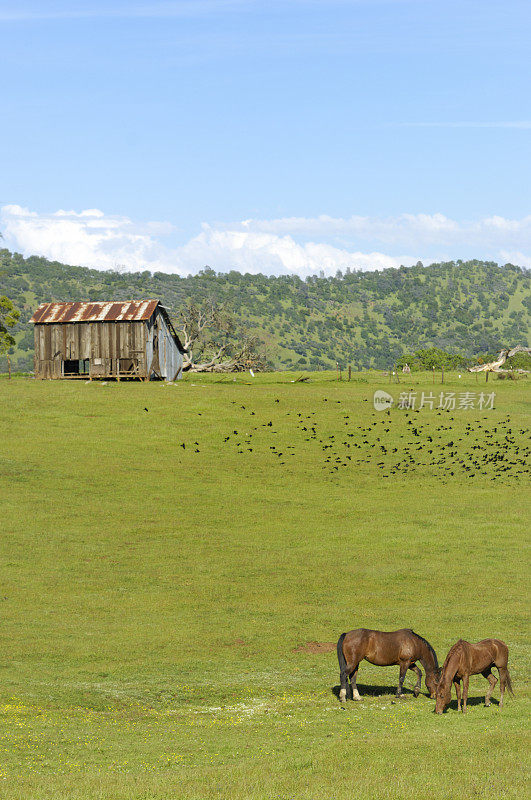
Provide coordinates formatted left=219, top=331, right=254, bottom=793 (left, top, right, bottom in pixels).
left=432, top=366, right=435, bottom=384
left=336, top=362, right=339, bottom=381
left=348, top=365, right=352, bottom=381
left=486, top=370, right=489, bottom=383
left=441, top=366, right=444, bottom=384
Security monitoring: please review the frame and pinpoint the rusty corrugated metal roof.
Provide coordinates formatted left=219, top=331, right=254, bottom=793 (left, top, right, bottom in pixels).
left=30, top=300, right=160, bottom=324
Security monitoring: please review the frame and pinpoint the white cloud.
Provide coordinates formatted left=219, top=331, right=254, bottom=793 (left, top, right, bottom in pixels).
left=176, top=224, right=407, bottom=275
left=239, top=212, right=461, bottom=246
left=0, top=204, right=412, bottom=276
left=0, top=204, right=182, bottom=274
left=1, top=204, right=530, bottom=277
left=238, top=212, right=531, bottom=251
left=498, top=251, right=531, bottom=268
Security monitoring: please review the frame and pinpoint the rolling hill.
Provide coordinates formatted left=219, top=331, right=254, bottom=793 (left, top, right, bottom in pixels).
left=1, top=249, right=529, bottom=371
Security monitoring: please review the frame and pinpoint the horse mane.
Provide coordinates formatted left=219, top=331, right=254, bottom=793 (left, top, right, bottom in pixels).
left=410, top=630, right=439, bottom=671
left=441, top=640, right=465, bottom=674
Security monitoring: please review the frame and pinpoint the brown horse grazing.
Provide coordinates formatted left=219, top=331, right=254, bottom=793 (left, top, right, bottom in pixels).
left=337, top=628, right=439, bottom=703
left=435, top=638, right=513, bottom=714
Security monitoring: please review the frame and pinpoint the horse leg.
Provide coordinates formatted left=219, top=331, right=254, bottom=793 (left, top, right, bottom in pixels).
left=396, top=661, right=409, bottom=697
left=461, top=674, right=469, bottom=713
left=409, top=664, right=422, bottom=697
left=482, top=668, right=497, bottom=707
left=340, top=657, right=358, bottom=703
left=339, top=660, right=351, bottom=704
left=350, top=664, right=362, bottom=700
left=453, top=679, right=462, bottom=712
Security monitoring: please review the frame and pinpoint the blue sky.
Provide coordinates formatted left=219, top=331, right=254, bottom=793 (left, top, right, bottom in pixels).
left=1, top=0, right=530, bottom=275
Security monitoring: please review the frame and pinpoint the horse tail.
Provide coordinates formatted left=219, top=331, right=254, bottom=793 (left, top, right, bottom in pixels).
left=497, top=641, right=514, bottom=696
left=337, top=632, right=348, bottom=703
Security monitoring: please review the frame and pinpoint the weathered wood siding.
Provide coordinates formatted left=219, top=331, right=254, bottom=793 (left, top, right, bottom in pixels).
left=34, top=321, right=147, bottom=379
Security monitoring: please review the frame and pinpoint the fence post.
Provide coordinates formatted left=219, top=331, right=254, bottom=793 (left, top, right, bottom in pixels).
left=441, top=366, right=444, bottom=384
left=348, top=365, right=351, bottom=381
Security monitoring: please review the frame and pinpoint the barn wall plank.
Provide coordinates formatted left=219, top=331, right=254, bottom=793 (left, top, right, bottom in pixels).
left=33, top=319, right=158, bottom=379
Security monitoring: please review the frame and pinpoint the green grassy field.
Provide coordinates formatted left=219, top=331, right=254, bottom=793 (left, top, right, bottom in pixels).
left=0, top=371, right=529, bottom=799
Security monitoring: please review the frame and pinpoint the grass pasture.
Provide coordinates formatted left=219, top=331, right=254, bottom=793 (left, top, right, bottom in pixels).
left=0, top=371, right=529, bottom=799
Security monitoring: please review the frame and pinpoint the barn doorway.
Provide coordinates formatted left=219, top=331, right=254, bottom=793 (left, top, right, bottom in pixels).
left=63, top=359, right=90, bottom=377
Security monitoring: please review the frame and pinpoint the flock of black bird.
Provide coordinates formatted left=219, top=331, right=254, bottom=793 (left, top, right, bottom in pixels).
left=178, top=398, right=530, bottom=481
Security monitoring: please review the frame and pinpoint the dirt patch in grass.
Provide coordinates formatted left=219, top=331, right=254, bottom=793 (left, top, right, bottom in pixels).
left=294, top=641, right=335, bottom=654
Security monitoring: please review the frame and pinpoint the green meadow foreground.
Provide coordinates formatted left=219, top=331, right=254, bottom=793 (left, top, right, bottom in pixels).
left=0, top=372, right=529, bottom=799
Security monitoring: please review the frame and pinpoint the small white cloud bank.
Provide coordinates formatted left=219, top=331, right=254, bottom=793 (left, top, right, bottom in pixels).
left=0, top=205, right=178, bottom=274
left=1, top=204, right=531, bottom=277
left=0, top=205, right=413, bottom=276
left=177, top=224, right=406, bottom=275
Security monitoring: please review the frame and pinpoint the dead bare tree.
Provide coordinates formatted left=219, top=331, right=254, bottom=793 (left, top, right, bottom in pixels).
left=468, top=345, right=531, bottom=374
left=174, top=301, right=267, bottom=373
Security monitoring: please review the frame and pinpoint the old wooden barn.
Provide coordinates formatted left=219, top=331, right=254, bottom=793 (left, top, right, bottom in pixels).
left=30, top=300, right=186, bottom=381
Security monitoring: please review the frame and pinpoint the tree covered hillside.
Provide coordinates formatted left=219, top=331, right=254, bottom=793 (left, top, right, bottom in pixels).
left=1, top=249, right=529, bottom=371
